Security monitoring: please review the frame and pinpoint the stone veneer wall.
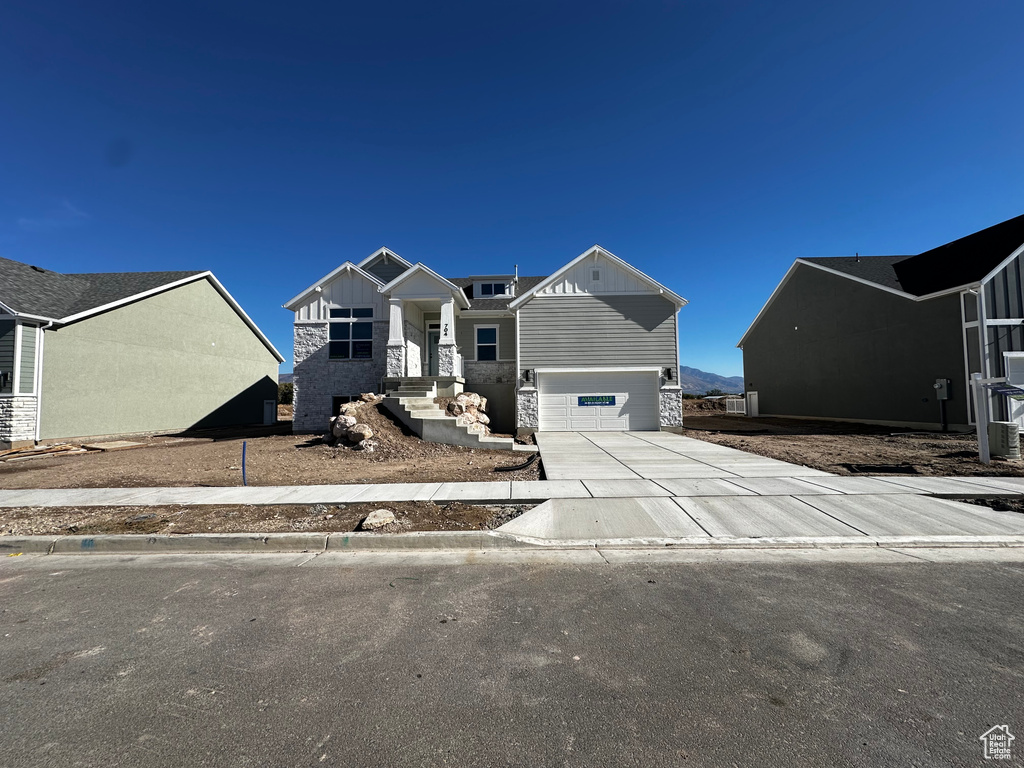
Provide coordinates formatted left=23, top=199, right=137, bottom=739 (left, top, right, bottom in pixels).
left=515, top=386, right=538, bottom=433
left=293, top=322, right=388, bottom=433
left=659, top=386, right=684, bottom=428
left=462, top=360, right=516, bottom=386
left=0, top=395, right=38, bottom=447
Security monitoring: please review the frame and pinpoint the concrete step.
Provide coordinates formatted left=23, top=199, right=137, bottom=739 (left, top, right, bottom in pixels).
left=380, top=394, right=514, bottom=452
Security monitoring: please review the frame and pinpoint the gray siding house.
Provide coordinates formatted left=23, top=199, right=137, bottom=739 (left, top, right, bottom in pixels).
left=0, top=257, right=283, bottom=449
left=738, top=213, right=1024, bottom=430
left=286, top=246, right=687, bottom=436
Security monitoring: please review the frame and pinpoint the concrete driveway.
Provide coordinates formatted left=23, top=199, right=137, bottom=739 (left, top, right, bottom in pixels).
left=534, top=431, right=832, bottom=480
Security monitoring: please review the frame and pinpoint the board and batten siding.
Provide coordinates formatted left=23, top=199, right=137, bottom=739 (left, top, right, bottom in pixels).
left=538, top=253, right=652, bottom=296
left=456, top=316, right=515, bottom=360
left=292, top=270, right=385, bottom=322
left=363, top=256, right=408, bottom=285
left=518, top=294, right=678, bottom=369
left=18, top=324, right=37, bottom=394
left=0, top=319, right=14, bottom=394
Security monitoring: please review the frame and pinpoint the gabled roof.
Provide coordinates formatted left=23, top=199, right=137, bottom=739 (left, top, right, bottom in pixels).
left=0, top=256, right=283, bottom=361
left=449, top=276, right=547, bottom=311
left=357, top=246, right=413, bottom=271
left=800, top=255, right=910, bottom=293
left=283, top=261, right=384, bottom=310
left=378, top=263, right=471, bottom=309
left=0, top=256, right=205, bottom=321
left=737, top=212, right=1024, bottom=349
left=893, top=212, right=1024, bottom=295
left=508, top=245, right=688, bottom=309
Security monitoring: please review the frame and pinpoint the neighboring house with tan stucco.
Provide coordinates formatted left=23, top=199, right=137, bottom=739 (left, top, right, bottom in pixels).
left=0, top=257, right=283, bottom=449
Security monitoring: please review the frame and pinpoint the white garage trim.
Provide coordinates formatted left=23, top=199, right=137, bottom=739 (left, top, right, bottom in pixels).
left=537, top=369, right=660, bottom=431
left=534, top=366, right=663, bottom=374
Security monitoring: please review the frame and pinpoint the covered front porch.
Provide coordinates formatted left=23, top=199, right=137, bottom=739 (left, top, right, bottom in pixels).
left=381, top=264, right=471, bottom=381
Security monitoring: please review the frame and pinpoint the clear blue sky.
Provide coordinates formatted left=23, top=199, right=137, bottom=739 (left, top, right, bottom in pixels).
left=3, top=1, right=1023, bottom=376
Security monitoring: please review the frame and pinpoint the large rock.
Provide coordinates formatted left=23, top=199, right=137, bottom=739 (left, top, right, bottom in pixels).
left=347, top=423, right=374, bottom=442
left=446, top=401, right=464, bottom=417
left=360, top=392, right=382, bottom=403
left=339, top=401, right=362, bottom=416
left=361, top=509, right=395, bottom=530
left=454, top=392, right=481, bottom=408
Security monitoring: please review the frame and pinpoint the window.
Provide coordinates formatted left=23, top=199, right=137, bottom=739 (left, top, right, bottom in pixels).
left=475, top=282, right=510, bottom=298
left=591, top=268, right=602, bottom=283
left=329, top=307, right=373, bottom=360
left=476, top=325, right=498, bottom=361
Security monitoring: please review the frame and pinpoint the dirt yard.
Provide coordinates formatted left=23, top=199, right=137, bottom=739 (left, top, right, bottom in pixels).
left=0, top=501, right=530, bottom=536
left=683, top=402, right=1024, bottom=477
left=0, top=401, right=539, bottom=489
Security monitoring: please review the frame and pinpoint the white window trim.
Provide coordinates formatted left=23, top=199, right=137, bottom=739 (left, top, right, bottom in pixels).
left=474, top=324, right=499, bottom=362
left=475, top=281, right=512, bottom=299
left=327, top=304, right=375, bottom=361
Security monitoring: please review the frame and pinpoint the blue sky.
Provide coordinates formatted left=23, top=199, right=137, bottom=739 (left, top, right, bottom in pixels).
left=3, top=1, right=1023, bottom=376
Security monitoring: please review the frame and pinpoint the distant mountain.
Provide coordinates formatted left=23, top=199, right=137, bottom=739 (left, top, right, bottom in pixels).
left=677, top=366, right=743, bottom=395
left=279, top=373, right=293, bottom=384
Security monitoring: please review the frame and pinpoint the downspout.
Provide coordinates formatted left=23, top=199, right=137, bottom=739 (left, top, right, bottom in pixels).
left=34, top=321, right=53, bottom=443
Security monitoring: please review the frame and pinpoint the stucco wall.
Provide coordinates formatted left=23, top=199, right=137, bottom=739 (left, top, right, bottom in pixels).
left=742, top=265, right=968, bottom=427
left=39, top=279, right=279, bottom=440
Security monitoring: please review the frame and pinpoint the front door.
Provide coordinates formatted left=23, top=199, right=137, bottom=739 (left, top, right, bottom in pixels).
left=427, top=330, right=441, bottom=376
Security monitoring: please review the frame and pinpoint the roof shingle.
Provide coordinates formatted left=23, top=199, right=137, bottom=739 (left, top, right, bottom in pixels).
left=0, top=256, right=204, bottom=320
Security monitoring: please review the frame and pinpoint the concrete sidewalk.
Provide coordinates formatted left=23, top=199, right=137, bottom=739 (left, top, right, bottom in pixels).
left=1, top=474, right=1023, bottom=507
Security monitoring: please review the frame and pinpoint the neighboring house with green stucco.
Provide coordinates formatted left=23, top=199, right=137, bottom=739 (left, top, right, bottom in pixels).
left=0, top=257, right=283, bottom=449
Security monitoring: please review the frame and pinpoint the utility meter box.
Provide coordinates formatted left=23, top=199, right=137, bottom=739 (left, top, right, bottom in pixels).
left=989, top=421, right=1021, bottom=459
left=934, top=378, right=951, bottom=401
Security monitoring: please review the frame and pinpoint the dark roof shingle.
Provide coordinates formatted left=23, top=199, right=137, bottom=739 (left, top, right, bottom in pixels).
left=804, top=213, right=1024, bottom=297
left=0, top=256, right=204, bottom=319
left=450, top=276, right=547, bottom=310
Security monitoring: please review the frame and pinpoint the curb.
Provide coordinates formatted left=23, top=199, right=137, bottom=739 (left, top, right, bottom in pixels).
left=2, top=532, right=1024, bottom=555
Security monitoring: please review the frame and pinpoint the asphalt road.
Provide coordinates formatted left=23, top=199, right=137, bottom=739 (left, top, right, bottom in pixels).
left=2, top=551, right=1022, bottom=767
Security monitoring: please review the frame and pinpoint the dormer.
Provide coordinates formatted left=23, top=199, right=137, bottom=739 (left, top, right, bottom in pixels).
left=469, top=276, right=515, bottom=299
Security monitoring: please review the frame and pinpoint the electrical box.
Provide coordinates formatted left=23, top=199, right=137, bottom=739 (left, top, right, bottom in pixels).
left=933, top=378, right=951, bottom=401
left=989, top=421, right=1021, bottom=460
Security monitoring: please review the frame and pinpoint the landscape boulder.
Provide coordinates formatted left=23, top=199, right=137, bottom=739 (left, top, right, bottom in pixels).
left=339, top=401, right=362, bottom=416
left=347, top=423, right=374, bottom=442
left=449, top=391, right=492, bottom=435
left=361, top=509, right=395, bottom=530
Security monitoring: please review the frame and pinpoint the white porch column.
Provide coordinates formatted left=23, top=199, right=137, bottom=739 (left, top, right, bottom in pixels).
left=386, top=298, right=406, bottom=377
left=438, top=298, right=458, bottom=376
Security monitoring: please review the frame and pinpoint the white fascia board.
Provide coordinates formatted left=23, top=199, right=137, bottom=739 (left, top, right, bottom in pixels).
left=508, top=245, right=688, bottom=309
left=378, top=263, right=471, bottom=309
left=981, top=240, right=1024, bottom=285
left=357, top=246, right=413, bottom=271
left=58, top=272, right=212, bottom=324
left=203, top=274, right=285, bottom=363
left=459, top=309, right=514, bottom=317
left=0, top=298, right=57, bottom=323
left=736, top=258, right=984, bottom=349
left=533, top=366, right=663, bottom=374
left=736, top=261, right=802, bottom=349
left=283, top=262, right=384, bottom=310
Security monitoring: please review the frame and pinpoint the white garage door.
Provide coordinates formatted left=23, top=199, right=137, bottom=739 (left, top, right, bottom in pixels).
left=538, top=371, right=659, bottom=431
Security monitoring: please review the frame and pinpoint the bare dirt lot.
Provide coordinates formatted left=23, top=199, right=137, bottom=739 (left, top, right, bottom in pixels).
left=0, top=402, right=539, bottom=490
left=0, top=501, right=529, bottom=536
left=683, top=404, right=1024, bottom=477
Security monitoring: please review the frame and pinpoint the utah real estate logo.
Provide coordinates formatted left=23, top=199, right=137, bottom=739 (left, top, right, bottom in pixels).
left=979, top=725, right=1014, bottom=760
